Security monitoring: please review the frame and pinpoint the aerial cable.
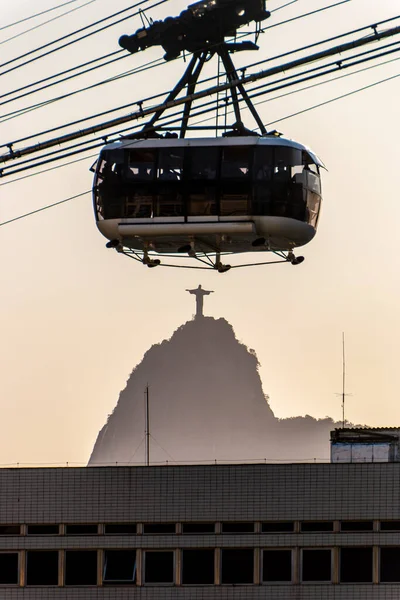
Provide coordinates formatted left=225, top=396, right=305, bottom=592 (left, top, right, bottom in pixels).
left=247, top=41, right=400, bottom=101
left=2, top=21, right=399, bottom=164
left=190, top=54, right=400, bottom=129
left=0, top=0, right=87, bottom=32
left=0, top=0, right=98, bottom=46
left=260, top=0, right=351, bottom=33
left=0, top=0, right=171, bottom=76
left=2, top=34, right=400, bottom=172
left=0, top=0, right=354, bottom=109
left=262, top=70, right=400, bottom=128
left=271, top=0, right=300, bottom=13
left=236, top=15, right=400, bottom=78
left=2, top=50, right=399, bottom=182
left=0, top=55, right=165, bottom=124
left=0, top=191, right=90, bottom=228
left=4, top=43, right=399, bottom=181
left=0, top=50, right=125, bottom=104
left=3, top=7, right=394, bottom=131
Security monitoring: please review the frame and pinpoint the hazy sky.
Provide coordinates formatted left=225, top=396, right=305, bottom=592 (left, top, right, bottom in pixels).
left=1, top=0, right=399, bottom=465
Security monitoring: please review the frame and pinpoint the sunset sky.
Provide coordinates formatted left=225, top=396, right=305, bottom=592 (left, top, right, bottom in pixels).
left=1, top=0, right=399, bottom=465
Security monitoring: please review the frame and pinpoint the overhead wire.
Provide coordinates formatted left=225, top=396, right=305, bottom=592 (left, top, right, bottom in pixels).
left=0, top=0, right=86, bottom=32
left=0, top=0, right=99, bottom=47
left=0, top=0, right=171, bottom=76
left=2, top=41, right=400, bottom=181
left=0, top=1, right=379, bottom=134
left=2, top=17, right=399, bottom=168
left=0, top=191, right=90, bottom=227
left=0, top=0, right=357, bottom=118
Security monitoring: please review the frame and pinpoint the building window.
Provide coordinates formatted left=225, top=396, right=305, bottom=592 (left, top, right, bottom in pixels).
left=262, top=522, right=294, bottom=533
left=144, top=551, right=174, bottom=584
left=27, top=525, right=59, bottom=535
left=182, top=523, right=215, bottom=534
left=380, top=548, right=400, bottom=582
left=26, top=551, right=59, bottom=586
left=302, top=549, right=332, bottom=582
left=262, top=549, right=292, bottom=582
left=103, top=550, right=136, bottom=584
left=182, top=549, right=214, bottom=584
left=65, top=524, right=98, bottom=535
left=340, top=547, right=373, bottom=583
left=0, top=525, right=20, bottom=535
left=0, top=553, right=19, bottom=584
left=221, top=549, right=254, bottom=584
left=301, top=521, right=334, bottom=532
left=143, top=523, right=176, bottom=534
left=222, top=522, right=254, bottom=534
left=65, top=551, right=97, bottom=586
left=104, top=523, right=137, bottom=535
left=380, top=521, right=400, bottom=531
left=341, top=521, right=373, bottom=532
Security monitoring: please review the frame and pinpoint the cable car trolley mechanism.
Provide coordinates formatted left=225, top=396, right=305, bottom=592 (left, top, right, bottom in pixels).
left=92, top=0, right=325, bottom=272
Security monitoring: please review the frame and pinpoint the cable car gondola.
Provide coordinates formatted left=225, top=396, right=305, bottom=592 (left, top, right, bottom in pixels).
left=93, top=135, right=323, bottom=271
left=92, top=0, right=324, bottom=271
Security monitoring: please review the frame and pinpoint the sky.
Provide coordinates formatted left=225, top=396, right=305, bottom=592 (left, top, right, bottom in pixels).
left=0, top=0, right=399, bottom=465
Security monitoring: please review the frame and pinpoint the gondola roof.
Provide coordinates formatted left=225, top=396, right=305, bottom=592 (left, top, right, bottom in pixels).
left=101, top=135, right=326, bottom=169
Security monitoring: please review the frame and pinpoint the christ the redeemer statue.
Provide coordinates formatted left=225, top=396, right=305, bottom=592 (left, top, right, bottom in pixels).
left=186, top=284, right=214, bottom=318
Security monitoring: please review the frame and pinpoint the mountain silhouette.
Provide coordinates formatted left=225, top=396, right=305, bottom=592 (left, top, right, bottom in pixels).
left=89, top=316, right=339, bottom=465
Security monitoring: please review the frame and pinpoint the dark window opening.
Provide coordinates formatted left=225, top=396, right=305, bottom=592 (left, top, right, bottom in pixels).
left=143, top=523, right=176, bottom=534
left=301, top=521, right=334, bottom=532
left=221, top=146, right=250, bottom=179
left=103, top=550, right=136, bottom=584
left=127, top=149, right=155, bottom=180
left=27, top=525, right=59, bottom=535
left=381, top=521, right=400, bottom=531
left=182, top=523, right=215, bottom=534
left=253, top=146, right=273, bottom=181
left=380, top=547, right=400, bottom=582
left=157, top=148, right=184, bottom=180
left=341, top=521, right=373, bottom=532
left=340, top=547, right=373, bottom=583
left=0, top=525, right=20, bottom=535
left=302, top=549, right=331, bottom=582
left=262, top=550, right=291, bottom=582
left=187, top=186, right=217, bottom=216
left=0, top=553, right=19, bottom=584
left=26, top=551, right=58, bottom=586
left=182, top=549, right=214, bottom=584
left=220, top=184, right=250, bottom=216
left=189, top=147, right=219, bottom=180
left=145, top=551, right=174, bottom=584
left=154, top=188, right=183, bottom=217
left=65, top=551, right=97, bottom=586
left=65, top=524, right=98, bottom=535
left=221, top=549, right=254, bottom=584
left=104, top=523, right=137, bottom=535
left=262, top=522, right=294, bottom=533
left=222, top=522, right=254, bottom=534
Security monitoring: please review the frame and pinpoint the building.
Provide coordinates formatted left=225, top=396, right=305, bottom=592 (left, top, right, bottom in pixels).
left=331, top=427, right=400, bottom=463
left=1, top=450, right=400, bottom=598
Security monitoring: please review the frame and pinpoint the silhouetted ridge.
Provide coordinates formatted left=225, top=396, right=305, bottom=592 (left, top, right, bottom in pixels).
left=89, top=317, right=338, bottom=465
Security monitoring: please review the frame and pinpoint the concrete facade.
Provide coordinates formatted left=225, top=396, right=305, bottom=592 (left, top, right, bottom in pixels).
left=0, top=463, right=400, bottom=597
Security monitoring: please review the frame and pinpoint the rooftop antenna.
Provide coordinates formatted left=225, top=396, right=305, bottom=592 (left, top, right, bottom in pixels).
left=145, top=385, right=150, bottom=466
left=342, top=332, right=346, bottom=428
left=337, top=333, right=352, bottom=428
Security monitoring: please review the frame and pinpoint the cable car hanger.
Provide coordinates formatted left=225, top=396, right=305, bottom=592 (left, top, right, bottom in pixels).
left=92, top=0, right=324, bottom=272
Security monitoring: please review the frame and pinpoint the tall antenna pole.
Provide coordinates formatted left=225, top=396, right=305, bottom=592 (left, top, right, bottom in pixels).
left=342, top=332, right=345, bottom=429
left=145, top=385, right=150, bottom=466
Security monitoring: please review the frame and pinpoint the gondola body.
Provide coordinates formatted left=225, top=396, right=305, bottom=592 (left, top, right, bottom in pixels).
left=92, top=136, right=323, bottom=257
